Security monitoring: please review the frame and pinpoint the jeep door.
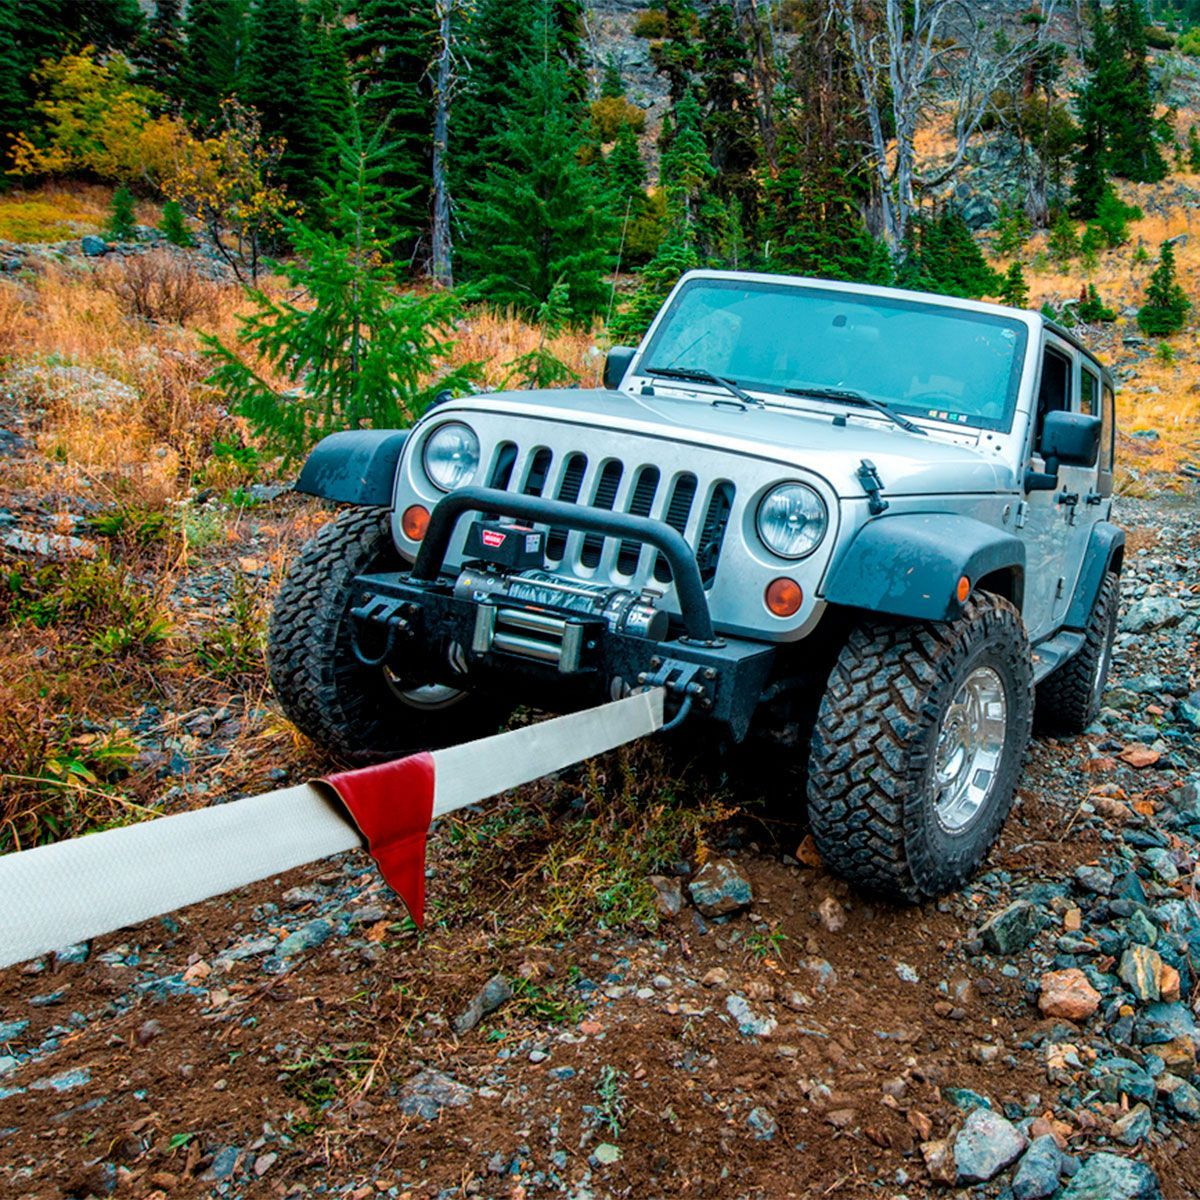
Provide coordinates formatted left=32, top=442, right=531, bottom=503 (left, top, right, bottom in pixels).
left=1019, top=335, right=1103, bottom=640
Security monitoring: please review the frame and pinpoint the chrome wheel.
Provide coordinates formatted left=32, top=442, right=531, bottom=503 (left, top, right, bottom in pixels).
left=383, top=673, right=467, bottom=711
left=934, top=666, right=1009, bottom=832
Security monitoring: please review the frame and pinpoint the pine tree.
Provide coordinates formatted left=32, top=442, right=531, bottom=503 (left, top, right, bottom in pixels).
left=306, top=0, right=353, bottom=187
left=765, top=131, right=880, bottom=281
left=1072, top=0, right=1167, bottom=215
left=158, top=198, right=194, bottom=246
left=1095, top=184, right=1141, bottom=247
left=181, top=0, right=245, bottom=124
left=1189, top=124, right=1200, bottom=171
left=698, top=2, right=759, bottom=241
left=458, top=35, right=613, bottom=323
left=1077, top=283, right=1117, bottom=322
left=660, top=88, right=713, bottom=240
left=452, top=0, right=589, bottom=219
left=106, top=185, right=137, bottom=240
left=140, top=0, right=185, bottom=104
left=1048, top=210, right=1081, bottom=265
left=347, top=0, right=436, bottom=263
left=1137, top=240, right=1191, bottom=335
left=205, top=106, right=478, bottom=459
left=898, top=209, right=1002, bottom=299
left=1000, top=261, right=1029, bottom=308
left=241, top=0, right=321, bottom=203
left=607, top=122, right=662, bottom=266
left=651, top=0, right=701, bottom=103
left=600, top=56, right=624, bottom=100
left=609, top=228, right=699, bottom=343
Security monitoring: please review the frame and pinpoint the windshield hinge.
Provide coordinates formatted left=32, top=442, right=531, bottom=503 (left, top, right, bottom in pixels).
left=856, top=459, right=889, bottom=515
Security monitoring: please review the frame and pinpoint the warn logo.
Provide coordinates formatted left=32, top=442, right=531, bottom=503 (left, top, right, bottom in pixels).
left=481, top=529, right=507, bottom=549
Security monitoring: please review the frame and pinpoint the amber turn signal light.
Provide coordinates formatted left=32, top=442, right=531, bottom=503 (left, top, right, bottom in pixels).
left=765, top=577, right=803, bottom=617
left=956, top=575, right=971, bottom=604
left=401, top=504, right=430, bottom=541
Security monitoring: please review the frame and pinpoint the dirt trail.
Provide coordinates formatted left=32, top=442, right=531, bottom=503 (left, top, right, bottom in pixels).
left=0, top=492, right=1196, bottom=1199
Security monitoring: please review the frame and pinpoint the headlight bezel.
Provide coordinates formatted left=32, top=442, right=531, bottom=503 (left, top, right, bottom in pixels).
left=755, top=481, right=828, bottom=561
left=421, top=421, right=480, bottom=493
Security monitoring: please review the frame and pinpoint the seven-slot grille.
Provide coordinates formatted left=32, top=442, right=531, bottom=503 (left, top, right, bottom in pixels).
left=484, top=441, right=734, bottom=589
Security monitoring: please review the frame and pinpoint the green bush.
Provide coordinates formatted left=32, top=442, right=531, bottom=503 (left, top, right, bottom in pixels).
left=1177, top=26, right=1200, bottom=53
left=1077, top=284, right=1117, bottom=323
left=1144, top=24, right=1174, bottom=49
left=632, top=8, right=667, bottom=37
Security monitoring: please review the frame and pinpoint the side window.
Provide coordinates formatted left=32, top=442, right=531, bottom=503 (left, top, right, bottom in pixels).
left=1034, top=345, right=1072, bottom=449
left=1081, top=368, right=1100, bottom=417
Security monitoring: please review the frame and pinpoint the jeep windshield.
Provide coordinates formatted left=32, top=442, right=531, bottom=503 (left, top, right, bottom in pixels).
left=640, top=277, right=1029, bottom=431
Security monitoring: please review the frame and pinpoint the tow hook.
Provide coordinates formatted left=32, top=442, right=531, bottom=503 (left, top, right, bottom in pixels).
left=348, top=595, right=410, bottom=667
left=637, top=658, right=711, bottom=732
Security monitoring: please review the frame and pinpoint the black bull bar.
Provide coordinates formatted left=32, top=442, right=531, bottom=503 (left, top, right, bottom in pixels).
left=410, top=485, right=719, bottom=644
left=351, top=487, right=777, bottom=740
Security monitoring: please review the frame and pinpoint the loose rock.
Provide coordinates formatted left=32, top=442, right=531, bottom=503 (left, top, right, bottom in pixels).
left=452, top=973, right=513, bottom=1035
left=980, top=899, right=1040, bottom=954
left=688, top=858, right=752, bottom=916
left=1012, top=1134, right=1063, bottom=1200
left=397, top=1069, right=472, bottom=1120
left=1038, top=968, right=1101, bottom=1020
left=953, top=1106, right=1028, bottom=1184
left=1059, top=1152, right=1162, bottom=1200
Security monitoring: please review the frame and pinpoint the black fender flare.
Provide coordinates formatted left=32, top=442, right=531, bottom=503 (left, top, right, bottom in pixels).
left=1063, top=520, right=1124, bottom=630
left=823, top=512, right=1026, bottom=622
left=294, top=430, right=409, bottom=507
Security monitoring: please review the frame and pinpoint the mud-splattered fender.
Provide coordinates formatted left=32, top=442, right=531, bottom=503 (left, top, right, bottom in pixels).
left=1063, top=520, right=1124, bottom=630
left=294, top=430, right=409, bottom=507
left=823, top=512, right=1026, bottom=621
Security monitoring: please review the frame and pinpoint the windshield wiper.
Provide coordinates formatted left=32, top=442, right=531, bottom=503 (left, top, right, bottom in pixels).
left=783, top=385, right=926, bottom=435
left=645, top=365, right=762, bottom=408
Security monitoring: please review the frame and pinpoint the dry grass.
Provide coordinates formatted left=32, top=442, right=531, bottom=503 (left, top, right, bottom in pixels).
left=448, top=304, right=604, bottom=389
left=0, top=184, right=160, bottom=244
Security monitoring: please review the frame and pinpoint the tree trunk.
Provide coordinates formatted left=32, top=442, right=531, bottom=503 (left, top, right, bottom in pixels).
left=431, top=0, right=456, bottom=289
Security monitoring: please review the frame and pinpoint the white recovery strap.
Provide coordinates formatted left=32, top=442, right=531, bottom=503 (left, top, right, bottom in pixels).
left=0, top=689, right=665, bottom=970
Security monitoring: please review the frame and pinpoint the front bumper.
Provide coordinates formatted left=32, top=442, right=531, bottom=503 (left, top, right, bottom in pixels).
left=353, top=487, right=775, bottom=740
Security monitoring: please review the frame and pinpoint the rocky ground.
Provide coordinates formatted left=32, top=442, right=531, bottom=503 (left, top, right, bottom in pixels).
left=0, top=490, right=1197, bottom=1199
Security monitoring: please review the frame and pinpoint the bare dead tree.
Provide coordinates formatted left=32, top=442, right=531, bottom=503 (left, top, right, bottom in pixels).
left=431, top=0, right=464, bottom=288
left=832, top=0, right=1058, bottom=254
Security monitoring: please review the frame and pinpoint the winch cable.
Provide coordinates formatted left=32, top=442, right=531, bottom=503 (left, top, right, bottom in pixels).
left=0, top=688, right=665, bottom=970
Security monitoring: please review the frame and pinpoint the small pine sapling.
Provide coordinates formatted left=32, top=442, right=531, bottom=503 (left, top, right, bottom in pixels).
left=1080, top=223, right=1104, bottom=271
left=504, top=279, right=581, bottom=389
left=1095, top=185, right=1141, bottom=248
left=1047, top=210, right=1080, bottom=266
left=106, top=186, right=137, bottom=241
left=1137, top=240, right=1191, bottom=335
left=204, top=106, right=479, bottom=459
left=157, top=199, right=194, bottom=247
left=1076, top=283, right=1117, bottom=323
left=999, top=261, right=1029, bottom=308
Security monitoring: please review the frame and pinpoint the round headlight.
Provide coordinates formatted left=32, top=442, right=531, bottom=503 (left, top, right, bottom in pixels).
left=756, top=483, right=827, bottom=559
left=423, top=422, right=479, bottom=492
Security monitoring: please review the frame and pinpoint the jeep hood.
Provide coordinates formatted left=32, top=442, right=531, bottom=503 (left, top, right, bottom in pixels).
left=438, top=388, right=1017, bottom=497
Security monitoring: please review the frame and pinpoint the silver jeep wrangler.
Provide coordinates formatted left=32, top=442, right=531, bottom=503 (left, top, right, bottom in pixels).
left=269, top=270, right=1123, bottom=901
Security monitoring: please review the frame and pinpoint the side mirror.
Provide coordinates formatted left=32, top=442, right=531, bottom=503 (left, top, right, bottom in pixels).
left=1040, top=410, right=1101, bottom=468
left=603, top=346, right=637, bottom=390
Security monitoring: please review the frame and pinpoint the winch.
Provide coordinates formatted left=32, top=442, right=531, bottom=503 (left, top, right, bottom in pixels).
left=454, top=567, right=668, bottom=672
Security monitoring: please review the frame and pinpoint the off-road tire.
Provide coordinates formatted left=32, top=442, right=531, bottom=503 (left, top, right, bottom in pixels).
left=807, top=593, right=1034, bottom=902
left=268, top=507, right=507, bottom=760
left=1035, top=571, right=1120, bottom=734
